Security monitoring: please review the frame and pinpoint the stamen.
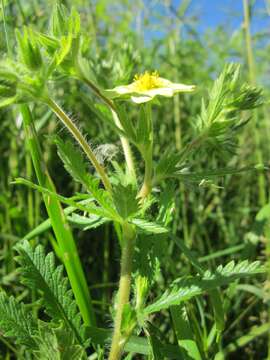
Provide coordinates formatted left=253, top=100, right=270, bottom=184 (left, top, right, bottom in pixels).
left=133, top=71, right=162, bottom=91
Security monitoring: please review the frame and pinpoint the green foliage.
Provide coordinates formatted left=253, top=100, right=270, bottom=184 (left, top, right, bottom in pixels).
left=14, top=177, right=120, bottom=221
left=196, top=64, right=263, bottom=155
left=144, top=261, right=264, bottom=314
left=155, top=150, right=185, bottom=182
left=171, top=305, right=202, bottom=360
left=16, top=27, right=43, bottom=71
left=0, top=292, right=38, bottom=348
left=112, top=183, right=139, bottom=219
left=33, top=322, right=84, bottom=360
left=54, top=136, right=91, bottom=189
left=0, top=1, right=268, bottom=359
left=131, top=218, right=168, bottom=234
left=15, top=240, right=85, bottom=346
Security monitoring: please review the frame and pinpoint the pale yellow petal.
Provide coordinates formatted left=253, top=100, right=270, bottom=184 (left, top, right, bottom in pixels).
left=170, top=83, right=196, bottom=92
left=145, top=87, right=174, bottom=97
left=112, top=84, right=135, bottom=95
left=131, top=95, right=153, bottom=104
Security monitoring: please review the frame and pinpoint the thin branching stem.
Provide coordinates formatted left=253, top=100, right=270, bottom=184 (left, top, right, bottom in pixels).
left=108, top=223, right=135, bottom=360
left=79, top=75, right=137, bottom=180
left=46, top=97, right=112, bottom=192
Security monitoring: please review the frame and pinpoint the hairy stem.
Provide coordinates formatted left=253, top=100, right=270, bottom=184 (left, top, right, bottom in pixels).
left=109, top=223, right=135, bottom=360
left=80, top=76, right=137, bottom=181
left=46, top=97, right=112, bottom=192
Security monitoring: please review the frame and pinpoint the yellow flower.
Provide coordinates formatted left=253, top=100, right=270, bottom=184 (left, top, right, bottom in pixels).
left=105, top=71, right=196, bottom=104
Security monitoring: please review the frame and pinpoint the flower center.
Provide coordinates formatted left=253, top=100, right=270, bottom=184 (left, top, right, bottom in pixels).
left=133, top=71, right=162, bottom=91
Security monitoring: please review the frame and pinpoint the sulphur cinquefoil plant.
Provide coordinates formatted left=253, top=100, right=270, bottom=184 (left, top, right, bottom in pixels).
left=0, top=4, right=266, bottom=360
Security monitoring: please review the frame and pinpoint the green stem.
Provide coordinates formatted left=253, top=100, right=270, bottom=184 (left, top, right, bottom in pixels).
left=20, top=104, right=96, bottom=327
left=1, top=0, right=11, bottom=56
left=26, top=153, right=34, bottom=229
left=108, top=223, right=135, bottom=360
left=111, top=109, right=137, bottom=181
left=46, top=97, right=112, bottom=193
left=243, top=4, right=268, bottom=357
left=242, top=0, right=266, bottom=206
left=138, top=103, right=153, bottom=200
left=243, top=0, right=255, bottom=85
left=79, top=75, right=137, bottom=181
left=138, top=146, right=153, bottom=199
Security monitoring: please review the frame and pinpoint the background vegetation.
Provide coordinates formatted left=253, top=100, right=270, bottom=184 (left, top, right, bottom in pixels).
left=0, top=0, right=269, bottom=359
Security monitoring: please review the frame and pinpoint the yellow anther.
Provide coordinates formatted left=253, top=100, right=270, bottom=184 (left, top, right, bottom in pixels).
left=133, top=71, right=162, bottom=91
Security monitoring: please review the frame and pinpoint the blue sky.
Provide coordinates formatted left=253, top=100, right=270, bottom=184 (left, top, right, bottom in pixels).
left=185, top=0, right=269, bottom=32
left=145, top=0, right=269, bottom=41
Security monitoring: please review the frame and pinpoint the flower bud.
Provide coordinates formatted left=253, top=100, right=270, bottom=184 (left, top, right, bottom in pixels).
left=16, top=27, right=43, bottom=71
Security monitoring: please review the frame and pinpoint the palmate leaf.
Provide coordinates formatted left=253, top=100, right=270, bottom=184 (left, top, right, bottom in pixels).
left=15, top=240, right=85, bottom=346
left=0, top=292, right=37, bottom=348
left=144, top=260, right=264, bottom=314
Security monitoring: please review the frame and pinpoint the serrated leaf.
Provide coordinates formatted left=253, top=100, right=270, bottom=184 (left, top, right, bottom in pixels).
left=14, top=177, right=121, bottom=222
left=131, top=218, right=168, bottom=234
left=54, top=137, right=117, bottom=219
left=155, top=150, right=185, bottom=181
left=0, top=292, right=37, bottom=348
left=173, top=235, right=224, bottom=338
left=195, top=63, right=263, bottom=155
left=54, top=136, right=90, bottom=189
left=173, top=165, right=259, bottom=182
left=68, top=213, right=109, bottom=230
left=33, top=321, right=85, bottom=360
left=23, top=198, right=95, bottom=240
left=15, top=240, right=85, bottom=346
left=144, top=260, right=264, bottom=314
left=112, top=184, right=139, bottom=219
